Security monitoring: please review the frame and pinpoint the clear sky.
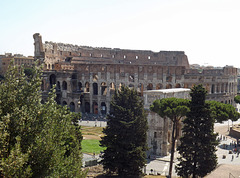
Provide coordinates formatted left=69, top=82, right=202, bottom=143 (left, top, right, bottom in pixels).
left=0, top=0, right=240, bottom=67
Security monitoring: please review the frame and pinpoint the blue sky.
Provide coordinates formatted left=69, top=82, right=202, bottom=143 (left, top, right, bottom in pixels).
left=1, top=0, right=240, bottom=67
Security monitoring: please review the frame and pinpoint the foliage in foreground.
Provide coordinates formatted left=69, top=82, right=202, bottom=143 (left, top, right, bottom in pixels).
left=0, top=62, right=86, bottom=177
left=100, top=86, right=148, bottom=177
left=176, top=85, right=218, bottom=178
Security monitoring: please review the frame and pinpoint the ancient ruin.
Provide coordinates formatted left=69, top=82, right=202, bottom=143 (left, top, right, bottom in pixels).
left=144, top=88, right=190, bottom=156
left=33, top=33, right=238, bottom=156
left=34, top=33, right=237, bottom=116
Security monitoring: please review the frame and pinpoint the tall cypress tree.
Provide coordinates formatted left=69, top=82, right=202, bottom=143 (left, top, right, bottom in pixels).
left=100, top=86, right=148, bottom=177
left=176, top=85, right=218, bottom=178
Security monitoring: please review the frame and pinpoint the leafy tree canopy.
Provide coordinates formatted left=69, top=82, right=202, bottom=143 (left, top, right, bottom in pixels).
left=0, top=61, right=86, bottom=177
left=207, top=100, right=240, bottom=123
left=234, top=95, right=240, bottom=104
left=150, top=97, right=190, bottom=120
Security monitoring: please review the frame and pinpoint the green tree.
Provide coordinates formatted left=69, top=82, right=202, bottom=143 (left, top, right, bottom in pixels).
left=150, top=97, right=189, bottom=178
left=24, top=67, right=35, bottom=79
left=176, top=85, right=218, bottom=178
left=100, top=86, right=148, bottom=177
left=0, top=62, right=86, bottom=177
left=234, top=95, right=240, bottom=104
left=207, top=100, right=240, bottom=123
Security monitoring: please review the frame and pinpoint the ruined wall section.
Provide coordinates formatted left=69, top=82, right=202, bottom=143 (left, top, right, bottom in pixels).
left=40, top=40, right=190, bottom=69
left=35, top=33, right=238, bottom=115
left=33, top=33, right=44, bottom=60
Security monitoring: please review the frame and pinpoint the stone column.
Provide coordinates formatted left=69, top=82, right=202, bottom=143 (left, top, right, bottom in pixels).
left=162, top=117, right=169, bottom=156
left=98, top=98, right=101, bottom=115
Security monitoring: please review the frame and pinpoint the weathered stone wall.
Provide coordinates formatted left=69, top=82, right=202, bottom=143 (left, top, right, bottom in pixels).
left=33, top=33, right=238, bottom=115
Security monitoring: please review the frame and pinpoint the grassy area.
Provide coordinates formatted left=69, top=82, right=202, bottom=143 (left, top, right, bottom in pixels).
left=81, top=126, right=104, bottom=140
left=81, top=139, right=105, bottom=154
left=81, top=126, right=106, bottom=154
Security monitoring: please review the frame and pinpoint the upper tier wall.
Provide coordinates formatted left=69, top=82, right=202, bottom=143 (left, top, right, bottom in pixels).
left=33, top=33, right=190, bottom=68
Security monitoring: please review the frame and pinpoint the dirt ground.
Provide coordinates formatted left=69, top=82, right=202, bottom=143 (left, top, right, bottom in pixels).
left=83, top=134, right=102, bottom=140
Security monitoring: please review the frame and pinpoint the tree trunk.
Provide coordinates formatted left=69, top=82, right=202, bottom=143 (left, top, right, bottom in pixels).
left=168, top=118, right=176, bottom=178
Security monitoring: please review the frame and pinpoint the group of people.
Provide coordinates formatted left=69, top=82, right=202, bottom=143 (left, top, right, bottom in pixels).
left=218, top=134, right=240, bottom=161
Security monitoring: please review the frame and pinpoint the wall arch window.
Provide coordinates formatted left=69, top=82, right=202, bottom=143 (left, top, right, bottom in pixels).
left=156, top=83, right=163, bottom=90
left=62, top=81, right=67, bottom=90
left=101, top=82, right=107, bottom=95
left=93, top=102, right=98, bottom=114
left=78, top=82, right=83, bottom=91
left=225, top=83, right=228, bottom=92
left=93, top=83, right=98, bottom=95
left=49, top=74, right=56, bottom=89
left=175, top=83, right=181, bottom=88
left=166, top=84, right=172, bottom=89
left=147, top=83, right=153, bottom=90
left=85, top=82, right=90, bottom=92
left=110, top=83, right=115, bottom=95
left=211, top=84, right=215, bottom=94
left=221, top=83, right=225, bottom=93
left=101, top=102, right=107, bottom=115
left=57, top=81, right=61, bottom=91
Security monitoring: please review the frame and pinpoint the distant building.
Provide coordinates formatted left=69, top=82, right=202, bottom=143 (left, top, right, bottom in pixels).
left=0, top=53, right=34, bottom=76
left=144, top=88, right=190, bottom=156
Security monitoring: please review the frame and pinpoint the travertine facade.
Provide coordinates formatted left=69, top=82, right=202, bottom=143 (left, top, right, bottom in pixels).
left=144, top=88, right=190, bottom=156
left=33, top=33, right=238, bottom=115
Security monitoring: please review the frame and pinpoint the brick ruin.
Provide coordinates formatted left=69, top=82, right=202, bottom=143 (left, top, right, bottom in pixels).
left=33, top=33, right=238, bottom=156
left=34, top=33, right=237, bottom=116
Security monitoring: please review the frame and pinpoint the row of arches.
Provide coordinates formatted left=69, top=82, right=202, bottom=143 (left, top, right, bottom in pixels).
left=62, top=100, right=107, bottom=115
left=45, top=63, right=54, bottom=70
left=210, top=83, right=236, bottom=94
left=51, top=79, right=182, bottom=95
left=49, top=75, right=236, bottom=97
left=184, top=83, right=236, bottom=94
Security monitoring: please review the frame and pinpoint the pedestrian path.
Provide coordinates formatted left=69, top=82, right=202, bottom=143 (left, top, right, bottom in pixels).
left=216, top=135, right=240, bottom=165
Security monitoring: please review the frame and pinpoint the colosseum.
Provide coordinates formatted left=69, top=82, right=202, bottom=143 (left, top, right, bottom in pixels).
left=33, top=33, right=238, bottom=117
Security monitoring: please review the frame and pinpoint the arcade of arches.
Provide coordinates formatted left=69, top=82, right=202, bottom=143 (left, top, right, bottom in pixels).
left=42, top=67, right=237, bottom=115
